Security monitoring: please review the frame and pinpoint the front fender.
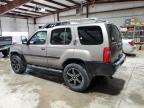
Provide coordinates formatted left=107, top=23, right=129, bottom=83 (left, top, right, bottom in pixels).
left=10, top=44, right=23, bottom=55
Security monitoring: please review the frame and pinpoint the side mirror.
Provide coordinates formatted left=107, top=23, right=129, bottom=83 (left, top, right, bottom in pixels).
left=21, top=36, right=28, bottom=44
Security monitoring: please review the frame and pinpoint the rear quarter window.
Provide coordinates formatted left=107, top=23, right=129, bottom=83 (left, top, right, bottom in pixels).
left=78, top=26, right=103, bottom=45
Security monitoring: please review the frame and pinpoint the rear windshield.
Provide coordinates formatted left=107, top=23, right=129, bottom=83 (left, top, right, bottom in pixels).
left=78, top=26, right=103, bottom=45
left=107, top=24, right=122, bottom=42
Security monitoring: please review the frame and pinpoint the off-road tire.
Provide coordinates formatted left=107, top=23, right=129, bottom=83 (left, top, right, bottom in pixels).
left=2, top=49, right=9, bottom=57
left=10, top=55, right=27, bottom=74
left=63, top=63, right=91, bottom=92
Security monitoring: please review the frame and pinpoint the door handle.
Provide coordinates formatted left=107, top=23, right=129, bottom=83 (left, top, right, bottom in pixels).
left=41, top=48, right=45, bottom=50
left=73, top=40, right=77, bottom=45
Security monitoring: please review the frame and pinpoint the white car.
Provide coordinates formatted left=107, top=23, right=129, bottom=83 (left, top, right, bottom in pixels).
left=122, top=39, right=136, bottom=54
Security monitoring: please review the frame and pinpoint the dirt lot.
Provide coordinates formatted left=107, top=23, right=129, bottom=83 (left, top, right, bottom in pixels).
left=0, top=51, right=144, bottom=108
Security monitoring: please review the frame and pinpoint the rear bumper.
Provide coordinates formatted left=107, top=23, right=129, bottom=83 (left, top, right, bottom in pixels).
left=85, top=53, right=126, bottom=77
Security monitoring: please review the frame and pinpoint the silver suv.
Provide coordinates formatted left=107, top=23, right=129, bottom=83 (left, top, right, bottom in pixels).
left=10, top=18, right=126, bottom=92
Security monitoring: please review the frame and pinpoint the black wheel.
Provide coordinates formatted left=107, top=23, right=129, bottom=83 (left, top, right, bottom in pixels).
left=63, top=63, right=91, bottom=92
left=10, top=55, right=27, bottom=74
left=2, top=49, right=9, bottom=57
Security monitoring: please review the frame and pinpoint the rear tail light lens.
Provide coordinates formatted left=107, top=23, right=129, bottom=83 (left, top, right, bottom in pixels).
left=103, top=47, right=111, bottom=63
left=128, top=41, right=135, bottom=46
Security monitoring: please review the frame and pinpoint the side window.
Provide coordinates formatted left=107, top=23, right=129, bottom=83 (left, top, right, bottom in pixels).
left=51, top=28, right=72, bottom=45
left=29, top=31, right=47, bottom=45
left=78, top=26, right=103, bottom=45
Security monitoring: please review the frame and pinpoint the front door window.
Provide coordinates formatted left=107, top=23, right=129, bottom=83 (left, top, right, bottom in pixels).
left=29, top=31, right=47, bottom=45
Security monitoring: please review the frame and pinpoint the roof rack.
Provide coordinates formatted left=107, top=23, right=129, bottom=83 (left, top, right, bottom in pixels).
left=42, top=18, right=107, bottom=29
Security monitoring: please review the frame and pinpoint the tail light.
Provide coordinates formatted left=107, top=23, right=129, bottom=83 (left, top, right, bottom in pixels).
left=128, top=41, right=135, bottom=46
left=103, top=47, right=111, bottom=63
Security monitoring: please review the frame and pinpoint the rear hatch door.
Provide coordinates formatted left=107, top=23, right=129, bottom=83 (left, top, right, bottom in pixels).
left=107, top=24, right=123, bottom=63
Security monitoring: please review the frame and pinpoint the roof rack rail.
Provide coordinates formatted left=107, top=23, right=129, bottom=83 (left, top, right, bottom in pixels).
left=42, top=21, right=69, bottom=29
left=42, top=18, right=107, bottom=29
left=67, top=18, right=106, bottom=24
